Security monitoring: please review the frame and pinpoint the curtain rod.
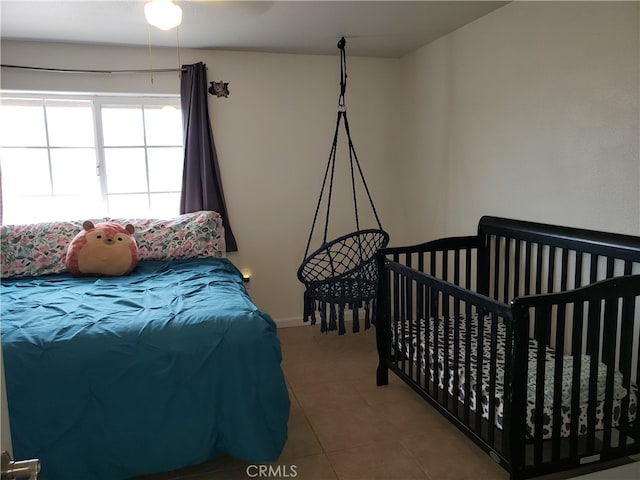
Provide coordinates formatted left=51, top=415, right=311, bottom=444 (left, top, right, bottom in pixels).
left=0, top=64, right=186, bottom=74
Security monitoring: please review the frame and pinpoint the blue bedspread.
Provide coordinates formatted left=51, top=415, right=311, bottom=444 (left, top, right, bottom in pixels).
left=1, top=258, right=290, bottom=480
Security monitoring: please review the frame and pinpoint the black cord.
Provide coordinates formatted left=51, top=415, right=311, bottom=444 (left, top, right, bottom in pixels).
left=338, top=38, right=347, bottom=107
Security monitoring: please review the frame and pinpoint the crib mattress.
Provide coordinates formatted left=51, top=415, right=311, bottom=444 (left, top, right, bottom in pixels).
left=394, top=317, right=638, bottom=439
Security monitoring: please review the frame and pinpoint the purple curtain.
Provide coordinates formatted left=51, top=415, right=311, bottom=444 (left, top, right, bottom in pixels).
left=180, top=62, right=238, bottom=251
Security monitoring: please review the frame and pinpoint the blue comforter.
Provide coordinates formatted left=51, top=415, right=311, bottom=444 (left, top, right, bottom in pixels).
left=1, top=258, right=290, bottom=480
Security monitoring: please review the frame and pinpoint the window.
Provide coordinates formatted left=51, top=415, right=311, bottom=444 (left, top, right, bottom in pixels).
left=0, top=94, right=183, bottom=224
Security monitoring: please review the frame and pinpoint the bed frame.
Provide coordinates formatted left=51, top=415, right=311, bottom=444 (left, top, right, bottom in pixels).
left=375, top=216, right=640, bottom=479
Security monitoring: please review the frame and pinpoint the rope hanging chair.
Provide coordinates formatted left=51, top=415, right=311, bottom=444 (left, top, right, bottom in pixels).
left=297, top=37, right=389, bottom=335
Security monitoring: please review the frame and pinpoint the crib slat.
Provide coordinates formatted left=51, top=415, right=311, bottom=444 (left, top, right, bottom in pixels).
left=407, top=263, right=414, bottom=380
left=452, top=299, right=460, bottom=415
left=601, top=295, right=618, bottom=451
left=501, top=315, right=514, bottom=458
left=463, top=301, right=473, bottom=426
left=524, top=242, right=533, bottom=296
left=617, top=294, right=634, bottom=450
left=533, top=305, right=551, bottom=466
left=631, top=294, right=640, bottom=442
left=586, top=297, right=602, bottom=453
left=430, top=287, right=438, bottom=398
left=426, top=285, right=434, bottom=397
left=624, top=259, right=632, bottom=276
left=393, top=256, right=401, bottom=372
left=408, top=279, right=415, bottom=383
left=493, top=236, right=500, bottom=300
left=547, top=246, right=556, bottom=293
left=442, top=250, right=448, bottom=283
left=574, top=251, right=583, bottom=288
left=475, top=312, right=485, bottom=435
left=551, top=302, right=567, bottom=461
left=606, top=256, right=614, bottom=278
left=535, top=243, right=544, bottom=295
left=430, top=250, right=436, bottom=277
left=560, top=249, right=569, bottom=292
left=416, top=284, right=424, bottom=391
left=488, top=312, right=499, bottom=446
left=443, top=293, right=451, bottom=411
left=504, top=238, right=511, bottom=303
left=513, top=239, right=522, bottom=299
left=590, top=254, right=598, bottom=284
left=569, top=300, right=585, bottom=459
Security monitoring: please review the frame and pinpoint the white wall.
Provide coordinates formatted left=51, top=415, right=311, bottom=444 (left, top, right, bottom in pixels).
left=0, top=41, right=400, bottom=325
left=395, top=0, right=640, bottom=243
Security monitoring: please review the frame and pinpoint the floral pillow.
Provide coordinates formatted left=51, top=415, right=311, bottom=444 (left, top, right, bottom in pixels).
left=1, top=218, right=107, bottom=278
left=106, top=210, right=225, bottom=261
left=1, top=211, right=225, bottom=278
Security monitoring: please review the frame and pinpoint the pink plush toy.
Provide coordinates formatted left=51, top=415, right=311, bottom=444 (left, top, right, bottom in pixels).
left=65, top=221, right=138, bottom=277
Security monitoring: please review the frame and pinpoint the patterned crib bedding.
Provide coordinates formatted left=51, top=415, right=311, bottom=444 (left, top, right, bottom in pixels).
left=393, top=317, right=638, bottom=439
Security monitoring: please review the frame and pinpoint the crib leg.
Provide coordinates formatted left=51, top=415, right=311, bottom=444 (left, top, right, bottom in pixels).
left=376, top=321, right=389, bottom=386
left=376, top=363, right=388, bottom=386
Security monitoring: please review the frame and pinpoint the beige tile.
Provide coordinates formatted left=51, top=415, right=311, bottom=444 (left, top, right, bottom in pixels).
left=400, top=430, right=509, bottom=480
left=279, top=325, right=324, bottom=346
left=282, top=358, right=369, bottom=389
left=305, top=403, right=401, bottom=453
left=375, top=394, right=454, bottom=436
left=278, top=402, right=323, bottom=460
left=292, top=379, right=367, bottom=411
left=352, top=372, right=422, bottom=407
left=327, top=442, right=430, bottom=480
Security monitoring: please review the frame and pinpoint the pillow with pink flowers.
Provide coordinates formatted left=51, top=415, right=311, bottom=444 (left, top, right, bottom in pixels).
left=1, top=218, right=107, bottom=278
left=107, top=211, right=225, bottom=261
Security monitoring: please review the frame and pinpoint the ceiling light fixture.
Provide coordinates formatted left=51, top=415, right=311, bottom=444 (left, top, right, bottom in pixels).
left=144, top=0, right=183, bottom=31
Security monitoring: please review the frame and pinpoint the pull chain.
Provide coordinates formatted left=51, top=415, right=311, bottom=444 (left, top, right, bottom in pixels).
left=147, top=23, right=154, bottom=84
left=176, top=26, right=182, bottom=78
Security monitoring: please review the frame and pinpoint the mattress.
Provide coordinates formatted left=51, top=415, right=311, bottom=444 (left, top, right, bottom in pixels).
left=393, top=316, right=638, bottom=439
left=1, top=258, right=290, bottom=480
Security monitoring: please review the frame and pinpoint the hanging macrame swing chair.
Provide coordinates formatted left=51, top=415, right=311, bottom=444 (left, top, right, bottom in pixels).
left=297, top=37, right=389, bottom=335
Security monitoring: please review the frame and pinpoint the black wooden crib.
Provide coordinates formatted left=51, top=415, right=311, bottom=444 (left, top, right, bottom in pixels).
left=375, top=216, right=640, bottom=479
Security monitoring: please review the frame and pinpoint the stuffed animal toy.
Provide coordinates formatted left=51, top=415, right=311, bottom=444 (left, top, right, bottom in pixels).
left=65, top=221, right=138, bottom=277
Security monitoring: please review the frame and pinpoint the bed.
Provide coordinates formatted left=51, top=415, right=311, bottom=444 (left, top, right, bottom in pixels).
left=375, top=216, right=640, bottom=480
left=1, top=211, right=290, bottom=480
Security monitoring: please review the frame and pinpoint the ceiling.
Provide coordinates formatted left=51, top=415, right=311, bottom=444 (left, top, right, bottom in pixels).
left=0, top=1, right=508, bottom=58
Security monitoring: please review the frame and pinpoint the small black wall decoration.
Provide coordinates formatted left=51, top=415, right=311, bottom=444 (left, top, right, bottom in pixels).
left=209, top=81, right=230, bottom=97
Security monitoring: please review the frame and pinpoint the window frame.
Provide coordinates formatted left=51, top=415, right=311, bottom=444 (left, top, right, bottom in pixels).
left=0, top=91, right=183, bottom=223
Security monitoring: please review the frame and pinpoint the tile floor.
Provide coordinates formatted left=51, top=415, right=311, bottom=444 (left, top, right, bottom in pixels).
left=138, top=324, right=639, bottom=480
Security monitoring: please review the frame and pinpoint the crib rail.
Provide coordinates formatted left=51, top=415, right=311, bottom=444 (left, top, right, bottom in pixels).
left=478, top=216, right=640, bottom=304
left=510, top=275, right=640, bottom=479
left=380, top=235, right=481, bottom=289
left=376, top=253, right=516, bottom=468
